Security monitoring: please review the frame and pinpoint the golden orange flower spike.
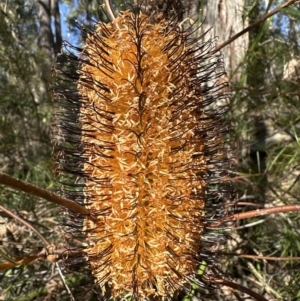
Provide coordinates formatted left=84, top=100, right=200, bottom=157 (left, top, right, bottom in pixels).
left=53, top=4, right=234, bottom=301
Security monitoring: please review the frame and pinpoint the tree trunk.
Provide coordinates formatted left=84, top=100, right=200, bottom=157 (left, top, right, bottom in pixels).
left=37, top=0, right=62, bottom=97
left=38, top=0, right=53, bottom=53
left=201, top=0, right=248, bottom=82
left=53, top=0, right=62, bottom=54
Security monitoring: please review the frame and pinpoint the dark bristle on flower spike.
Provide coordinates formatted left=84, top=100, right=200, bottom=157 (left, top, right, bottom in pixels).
left=52, top=1, right=235, bottom=300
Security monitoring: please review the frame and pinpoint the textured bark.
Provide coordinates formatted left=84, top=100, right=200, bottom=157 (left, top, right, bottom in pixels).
left=38, top=0, right=53, bottom=94
left=202, top=0, right=248, bottom=81
left=38, top=0, right=53, bottom=53
left=53, top=0, right=62, bottom=54
left=37, top=0, right=62, bottom=98
left=38, top=0, right=62, bottom=53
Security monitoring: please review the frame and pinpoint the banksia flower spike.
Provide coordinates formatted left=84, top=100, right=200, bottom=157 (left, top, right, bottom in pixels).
left=53, top=3, right=233, bottom=300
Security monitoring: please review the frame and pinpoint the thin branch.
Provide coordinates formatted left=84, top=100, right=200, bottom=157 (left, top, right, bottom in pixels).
left=235, top=202, right=264, bottom=207
left=212, top=277, right=269, bottom=301
left=232, top=204, right=300, bottom=221
left=0, top=247, right=83, bottom=270
left=210, top=204, right=300, bottom=228
left=55, top=262, right=76, bottom=301
left=228, top=253, right=300, bottom=261
left=214, top=0, right=299, bottom=53
left=104, top=0, right=116, bottom=21
left=232, top=218, right=266, bottom=230
left=0, top=204, right=50, bottom=246
left=0, top=173, right=89, bottom=216
left=0, top=254, right=41, bottom=270
left=247, top=262, right=282, bottom=299
left=230, top=289, right=243, bottom=301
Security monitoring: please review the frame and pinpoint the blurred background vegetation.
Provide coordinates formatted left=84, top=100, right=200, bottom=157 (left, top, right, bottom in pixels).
left=0, top=0, right=299, bottom=300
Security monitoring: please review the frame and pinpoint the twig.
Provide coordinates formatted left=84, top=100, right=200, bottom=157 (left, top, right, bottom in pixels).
left=230, top=290, right=243, bottom=301
left=0, top=247, right=83, bottom=270
left=232, top=218, right=266, bottom=230
left=235, top=202, right=264, bottom=207
left=55, top=262, right=76, bottom=301
left=0, top=254, right=41, bottom=270
left=104, top=0, right=116, bottom=21
left=227, top=253, right=300, bottom=261
left=211, top=277, right=269, bottom=301
left=247, top=262, right=282, bottom=299
left=232, top=204, right=300, bottom=220
left=214, top=0, right=299, bottom=53
left=0, top=204, right=50, bottom=246
left=0, top=173, right=89, bottom=216
left=210, top=204, right=300, bottom=228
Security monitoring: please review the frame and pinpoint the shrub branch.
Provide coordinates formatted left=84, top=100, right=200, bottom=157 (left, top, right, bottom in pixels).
left=0, top=173, right=89, bottom=215
left=214, top=0, right=299, bottom=53
left=0, top=204, right=50, bottom=246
